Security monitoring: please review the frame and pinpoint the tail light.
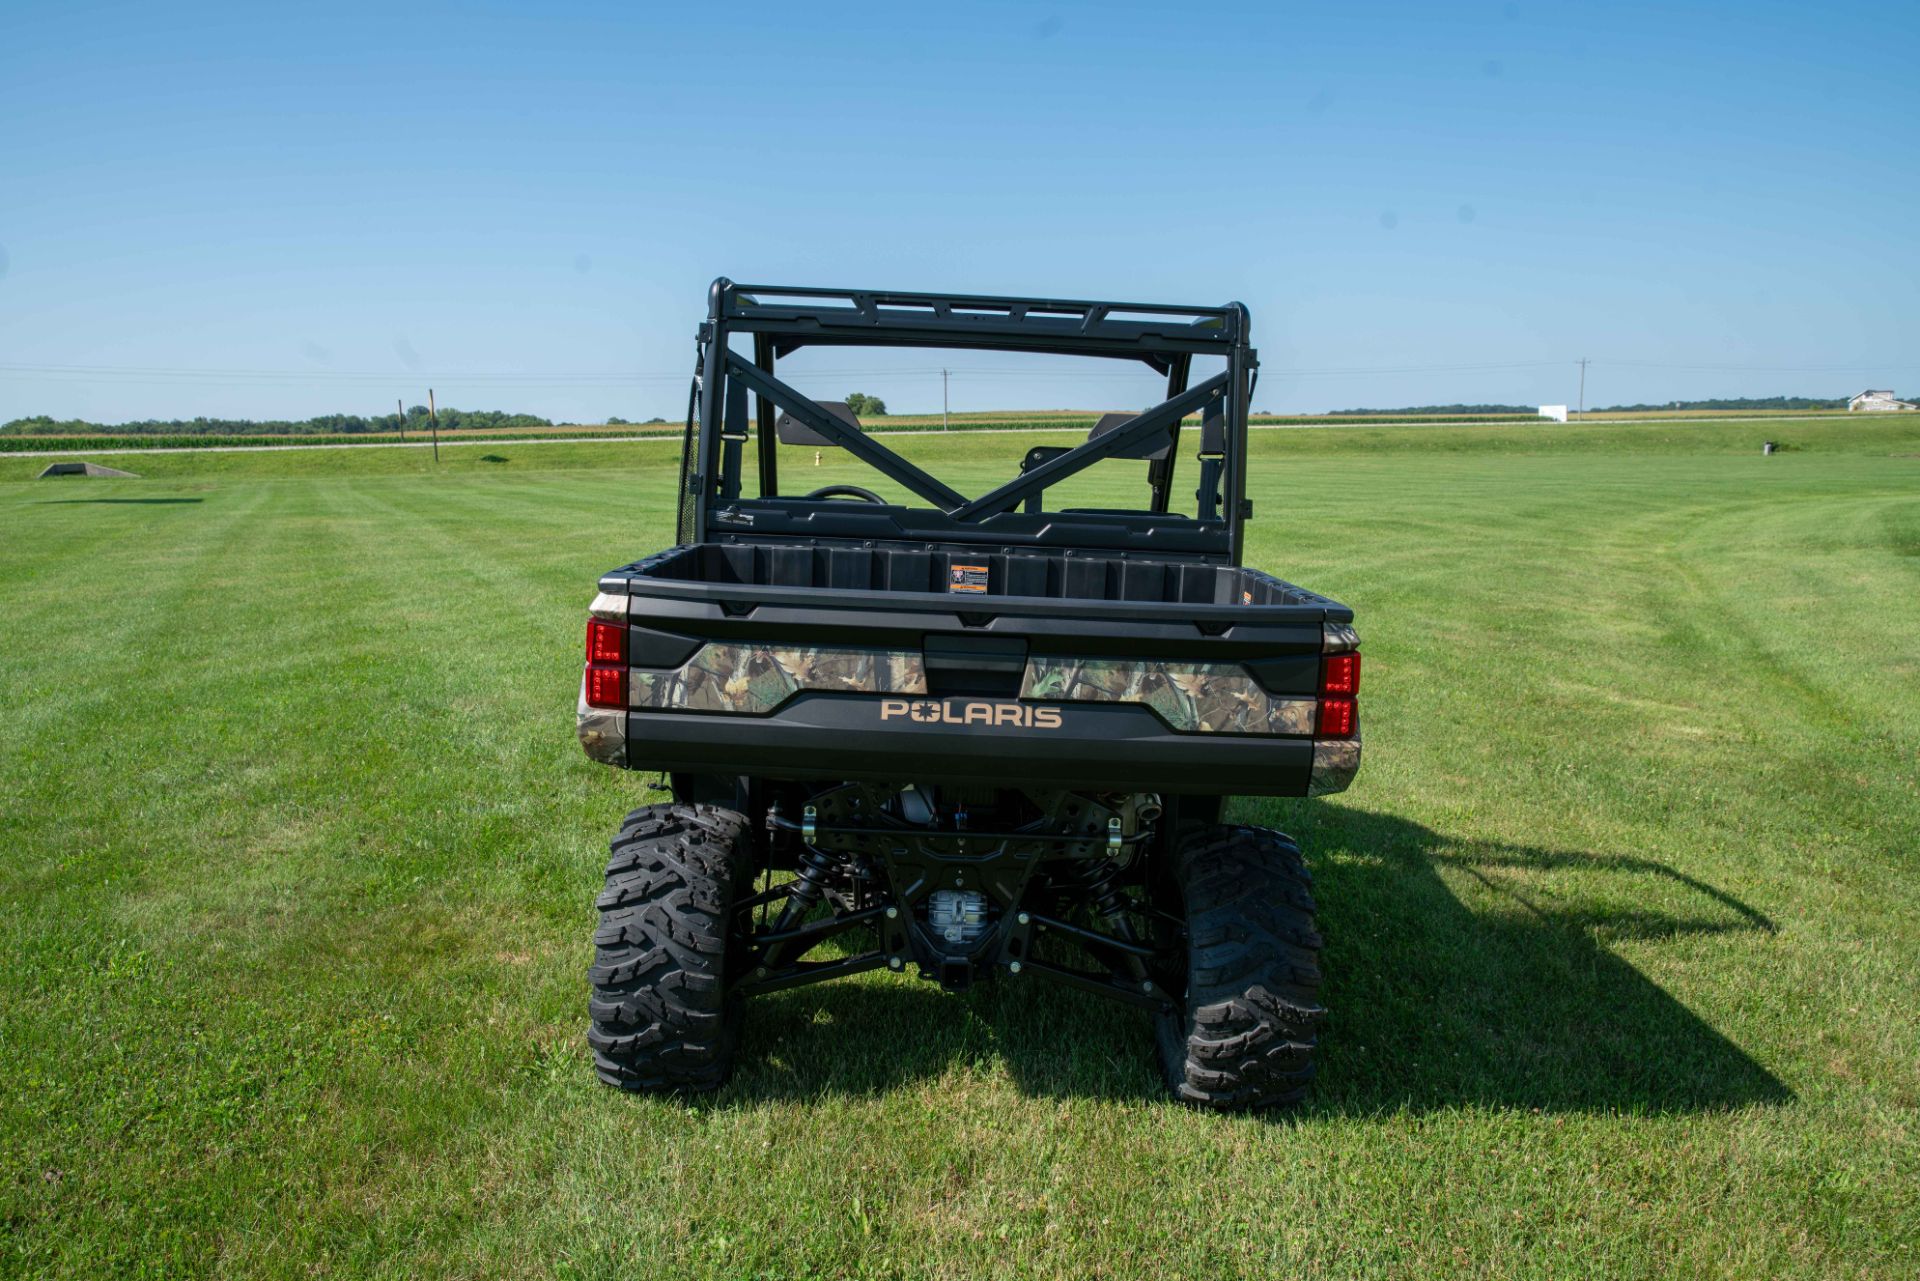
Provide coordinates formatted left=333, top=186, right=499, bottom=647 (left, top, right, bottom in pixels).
left=587, top=618, right=626, bottom=665
left=584, top=618, right=627, bottom=709
left=1317, top=697, right=1356, bottom=738
left=1317, top=652, right=1359, bottom=738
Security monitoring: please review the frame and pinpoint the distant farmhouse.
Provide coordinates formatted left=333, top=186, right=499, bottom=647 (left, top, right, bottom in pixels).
left=1847, top=389, right=1917, bottom=412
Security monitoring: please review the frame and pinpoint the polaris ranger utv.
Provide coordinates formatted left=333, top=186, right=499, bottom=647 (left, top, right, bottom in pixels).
left=576, top=280, right=1361, bottom=1109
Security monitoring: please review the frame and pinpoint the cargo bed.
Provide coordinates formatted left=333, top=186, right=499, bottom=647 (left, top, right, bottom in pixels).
left=582, top=540, right=1361, bottom=797
left=606, top=540, right=1350, bottom=614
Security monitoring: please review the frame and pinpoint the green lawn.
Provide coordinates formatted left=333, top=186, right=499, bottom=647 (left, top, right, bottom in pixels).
left=3, top=417, right=1917, bottom=1278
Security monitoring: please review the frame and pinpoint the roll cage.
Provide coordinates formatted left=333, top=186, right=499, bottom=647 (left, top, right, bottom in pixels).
left=679, top=278, right=1260, bottom=565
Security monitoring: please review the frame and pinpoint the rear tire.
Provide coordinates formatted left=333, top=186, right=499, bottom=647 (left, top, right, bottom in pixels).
left=1155, top=823, right=1325, bottom=1110
left=587, top=803, right=753, bottom=1093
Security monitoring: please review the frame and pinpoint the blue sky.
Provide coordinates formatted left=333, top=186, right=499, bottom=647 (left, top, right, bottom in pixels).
left=4, top=0, right=1916, bottom=423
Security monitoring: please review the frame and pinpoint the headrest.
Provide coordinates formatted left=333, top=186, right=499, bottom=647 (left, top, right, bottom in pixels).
left=776, top=400, right=862, bottom=446
left=1087, top=411, right=1171, bottom=461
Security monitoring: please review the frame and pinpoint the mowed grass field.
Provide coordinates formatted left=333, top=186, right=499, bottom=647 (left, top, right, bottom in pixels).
left=3, top=416, right=1918, bottom=1278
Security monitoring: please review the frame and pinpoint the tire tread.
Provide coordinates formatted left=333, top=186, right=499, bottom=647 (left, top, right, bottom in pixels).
left=587, top=802, right=751, bottom=1093
left=1159, top=823, right=1325, bottom=1110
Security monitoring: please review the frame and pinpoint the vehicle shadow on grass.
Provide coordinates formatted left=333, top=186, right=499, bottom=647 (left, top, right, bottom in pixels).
left=1257, top=804, right=1790, bottom=1118
left=720, top=806, right=1790, bottom=1116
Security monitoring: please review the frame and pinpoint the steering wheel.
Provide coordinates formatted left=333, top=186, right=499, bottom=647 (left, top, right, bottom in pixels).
left=802, top=484, right=888, bottom=504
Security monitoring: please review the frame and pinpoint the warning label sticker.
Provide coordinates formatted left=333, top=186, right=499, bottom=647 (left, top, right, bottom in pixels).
left=948, top=564, right=990, bottom=594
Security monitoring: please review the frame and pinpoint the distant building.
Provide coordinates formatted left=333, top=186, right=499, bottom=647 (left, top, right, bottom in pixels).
left=1848, top=389, right=1917, bottom=412
left=1538, top=404, right=1569, bottom=422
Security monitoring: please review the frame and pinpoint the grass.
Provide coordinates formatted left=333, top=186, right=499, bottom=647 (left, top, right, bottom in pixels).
left=2, top=415, right=1917, bottom=1278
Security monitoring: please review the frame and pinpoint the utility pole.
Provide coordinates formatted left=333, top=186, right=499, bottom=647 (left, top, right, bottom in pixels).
left=942, top=368, right=950, bottom=431
left=427, top=388, right=440, bottom=463
left=1577, top=358, right=1589, bottom=416
left=396, top=398, right=407, bottom=442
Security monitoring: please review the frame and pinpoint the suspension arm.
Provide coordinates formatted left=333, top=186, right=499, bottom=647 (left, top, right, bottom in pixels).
left=1016, top=957, right=1172, bottom=1013
left=1023, top=910, right=1156, bottom=958
left=736, top=951, right=889, bottom=997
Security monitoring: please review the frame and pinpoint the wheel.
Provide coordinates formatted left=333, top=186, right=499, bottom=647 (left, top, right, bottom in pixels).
left=1154, top=823, right=1325, bottom=1110
left=587, top=803, right=754, bottom=1092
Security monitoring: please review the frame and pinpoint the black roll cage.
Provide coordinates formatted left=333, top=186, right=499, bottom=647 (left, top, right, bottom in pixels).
left=686, top=278, right=1259, bottom=564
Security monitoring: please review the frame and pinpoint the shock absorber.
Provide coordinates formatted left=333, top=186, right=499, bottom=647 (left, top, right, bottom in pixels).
left=1086, top=852, right=1150, bottom=983
left=773, top=806, right=838, bottom=931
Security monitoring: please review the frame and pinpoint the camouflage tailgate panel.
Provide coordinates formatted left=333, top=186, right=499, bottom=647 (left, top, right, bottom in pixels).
left=1323, top=621, right=1360, bottom=653
left=576, top=690, right=627, bottom=768
left=1020, top=657, right=1315, bottom=735
left=1309, top=738, right=1362, bottom=795
left=630, top=644, right=927, bottom=715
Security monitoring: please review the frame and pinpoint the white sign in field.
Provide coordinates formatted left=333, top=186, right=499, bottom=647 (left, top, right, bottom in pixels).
left=1538, top=404, right=1570, bottom=422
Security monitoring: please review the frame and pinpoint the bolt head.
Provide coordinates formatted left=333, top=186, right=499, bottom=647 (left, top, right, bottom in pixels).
left=885, top=906, right=898, bottom=919
left=888, top=955, right=904, bottom=970
left=1017, top=912, right=1030, bottom=926
left=1141, top=980, right=1154, bottom=993
left=1009, top=960, right=1023, bottom=974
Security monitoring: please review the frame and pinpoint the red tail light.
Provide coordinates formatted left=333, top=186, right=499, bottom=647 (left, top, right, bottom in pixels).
left=1321, top=652, right=1360, bottom=696
left=585, top=663, right=626, bottom=709
left=1317, top=652, right=1359, bottom=738
left=584, top=618, right=627, bottom=709
left=587, top=618, right=626, bottom=665
left=1318, top=697, right=1356, bottom=738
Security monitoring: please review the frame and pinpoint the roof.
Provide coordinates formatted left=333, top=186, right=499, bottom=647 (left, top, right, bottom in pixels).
left=715, top=279, right=1248, bottom=372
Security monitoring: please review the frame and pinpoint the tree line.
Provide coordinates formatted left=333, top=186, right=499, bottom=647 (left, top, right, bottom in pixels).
left=1327, top=403, right=1536, bottom=416
left=1589, top=395, right=1859, bottom=412
left=1329, top=395, right=1890, bottom=416
left=1, top=407, right=556, bottom=436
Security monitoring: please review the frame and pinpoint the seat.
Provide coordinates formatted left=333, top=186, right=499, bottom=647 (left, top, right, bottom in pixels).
left=1019, top=411, right=1183, bottom=513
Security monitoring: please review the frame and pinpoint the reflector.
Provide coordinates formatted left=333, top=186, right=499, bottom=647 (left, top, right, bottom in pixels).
left=1317, top=697, right=1356, bottom=739
left=587, top=618, right=626, bottom=665
left=585, top=664, right=626, bottom=709
left=1321, top=652, right=1361, bottom=696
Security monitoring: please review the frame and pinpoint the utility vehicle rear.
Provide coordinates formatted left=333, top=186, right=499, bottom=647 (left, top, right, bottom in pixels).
left=577, top=280, right=1361, bottom=1108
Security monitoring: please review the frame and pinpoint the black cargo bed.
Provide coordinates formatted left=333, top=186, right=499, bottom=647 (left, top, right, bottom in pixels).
left=603, top=541, right=1350, bottom=622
